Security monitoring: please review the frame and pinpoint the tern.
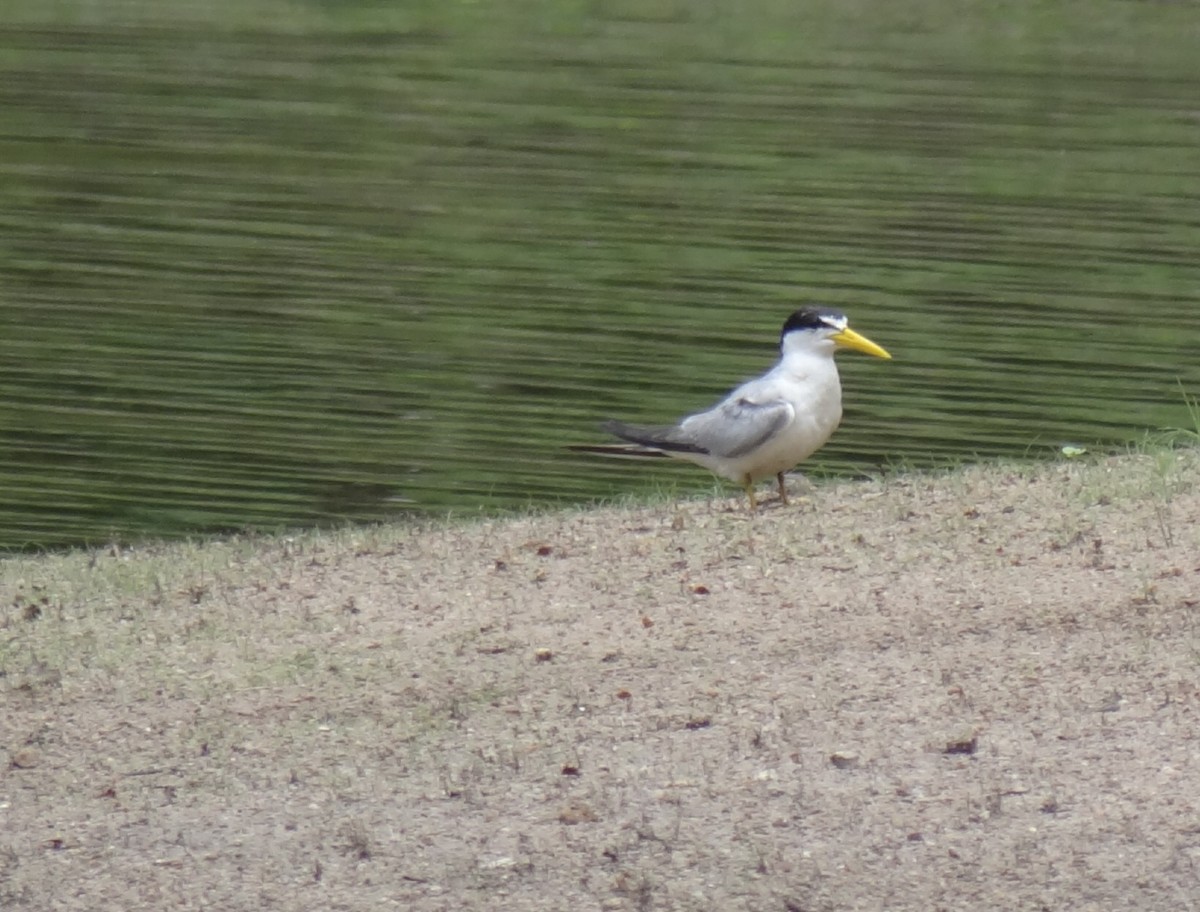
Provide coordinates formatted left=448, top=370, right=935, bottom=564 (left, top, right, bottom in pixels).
left=571, top=307, right=891, bottom=510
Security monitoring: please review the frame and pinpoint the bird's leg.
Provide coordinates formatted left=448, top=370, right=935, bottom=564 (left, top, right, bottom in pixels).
left=741, top=475, right=757, bottom=511
left=776, top=472, right=789, bottom=506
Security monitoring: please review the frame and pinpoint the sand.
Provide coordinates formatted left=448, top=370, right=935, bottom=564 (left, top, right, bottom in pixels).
left=2, top=450, right=1199, bottom=910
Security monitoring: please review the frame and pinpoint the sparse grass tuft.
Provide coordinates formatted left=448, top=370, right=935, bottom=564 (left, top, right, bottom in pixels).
left=338, top=820, right=373, bottom=861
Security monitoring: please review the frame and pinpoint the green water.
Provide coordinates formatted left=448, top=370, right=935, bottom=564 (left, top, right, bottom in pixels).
left=2, top=0, right=1199, bottom=548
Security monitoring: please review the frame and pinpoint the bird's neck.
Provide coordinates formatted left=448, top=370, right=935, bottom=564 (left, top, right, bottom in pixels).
left=778, top=348, right=839, bottom=382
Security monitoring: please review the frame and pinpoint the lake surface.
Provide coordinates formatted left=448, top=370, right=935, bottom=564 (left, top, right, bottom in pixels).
left=2, top=0, right=1199, bottom=548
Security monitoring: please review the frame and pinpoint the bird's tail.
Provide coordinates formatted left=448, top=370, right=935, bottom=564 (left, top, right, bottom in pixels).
left=598, top=420, right=708, bottom=455
left=566, top=442, right=672, bottom=460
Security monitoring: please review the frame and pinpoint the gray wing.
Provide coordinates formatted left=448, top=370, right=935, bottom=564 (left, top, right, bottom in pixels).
left=605, top=397, right=792, bottom=459
left=678, top=396, right=793, bottom=458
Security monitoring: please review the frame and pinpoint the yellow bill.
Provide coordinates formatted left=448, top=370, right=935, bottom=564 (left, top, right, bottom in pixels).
left=832, top=327, right=891, bottom=359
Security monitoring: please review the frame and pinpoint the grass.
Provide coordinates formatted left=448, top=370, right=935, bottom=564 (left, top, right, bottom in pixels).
left=3, top=447, right=1200, bottom=909
left=1147, top=383, right=1200, bottom=451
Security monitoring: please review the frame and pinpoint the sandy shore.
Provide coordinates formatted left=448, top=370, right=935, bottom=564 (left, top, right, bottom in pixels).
left=2, top=450, right=1199, bottom=910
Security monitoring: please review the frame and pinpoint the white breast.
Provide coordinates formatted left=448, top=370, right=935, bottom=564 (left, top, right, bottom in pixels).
left=696, top=357, right=844, bottom=483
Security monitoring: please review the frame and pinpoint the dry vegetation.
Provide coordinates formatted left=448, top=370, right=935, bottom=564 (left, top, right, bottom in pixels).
left=2, top=450, right=1200, bottom=911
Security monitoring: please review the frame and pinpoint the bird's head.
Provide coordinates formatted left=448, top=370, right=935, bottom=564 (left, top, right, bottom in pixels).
left=780, top=307, right=892, bottom=360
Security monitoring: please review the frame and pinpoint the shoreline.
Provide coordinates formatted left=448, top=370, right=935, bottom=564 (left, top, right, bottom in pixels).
left=3, top=448, right=1199, bottom=910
